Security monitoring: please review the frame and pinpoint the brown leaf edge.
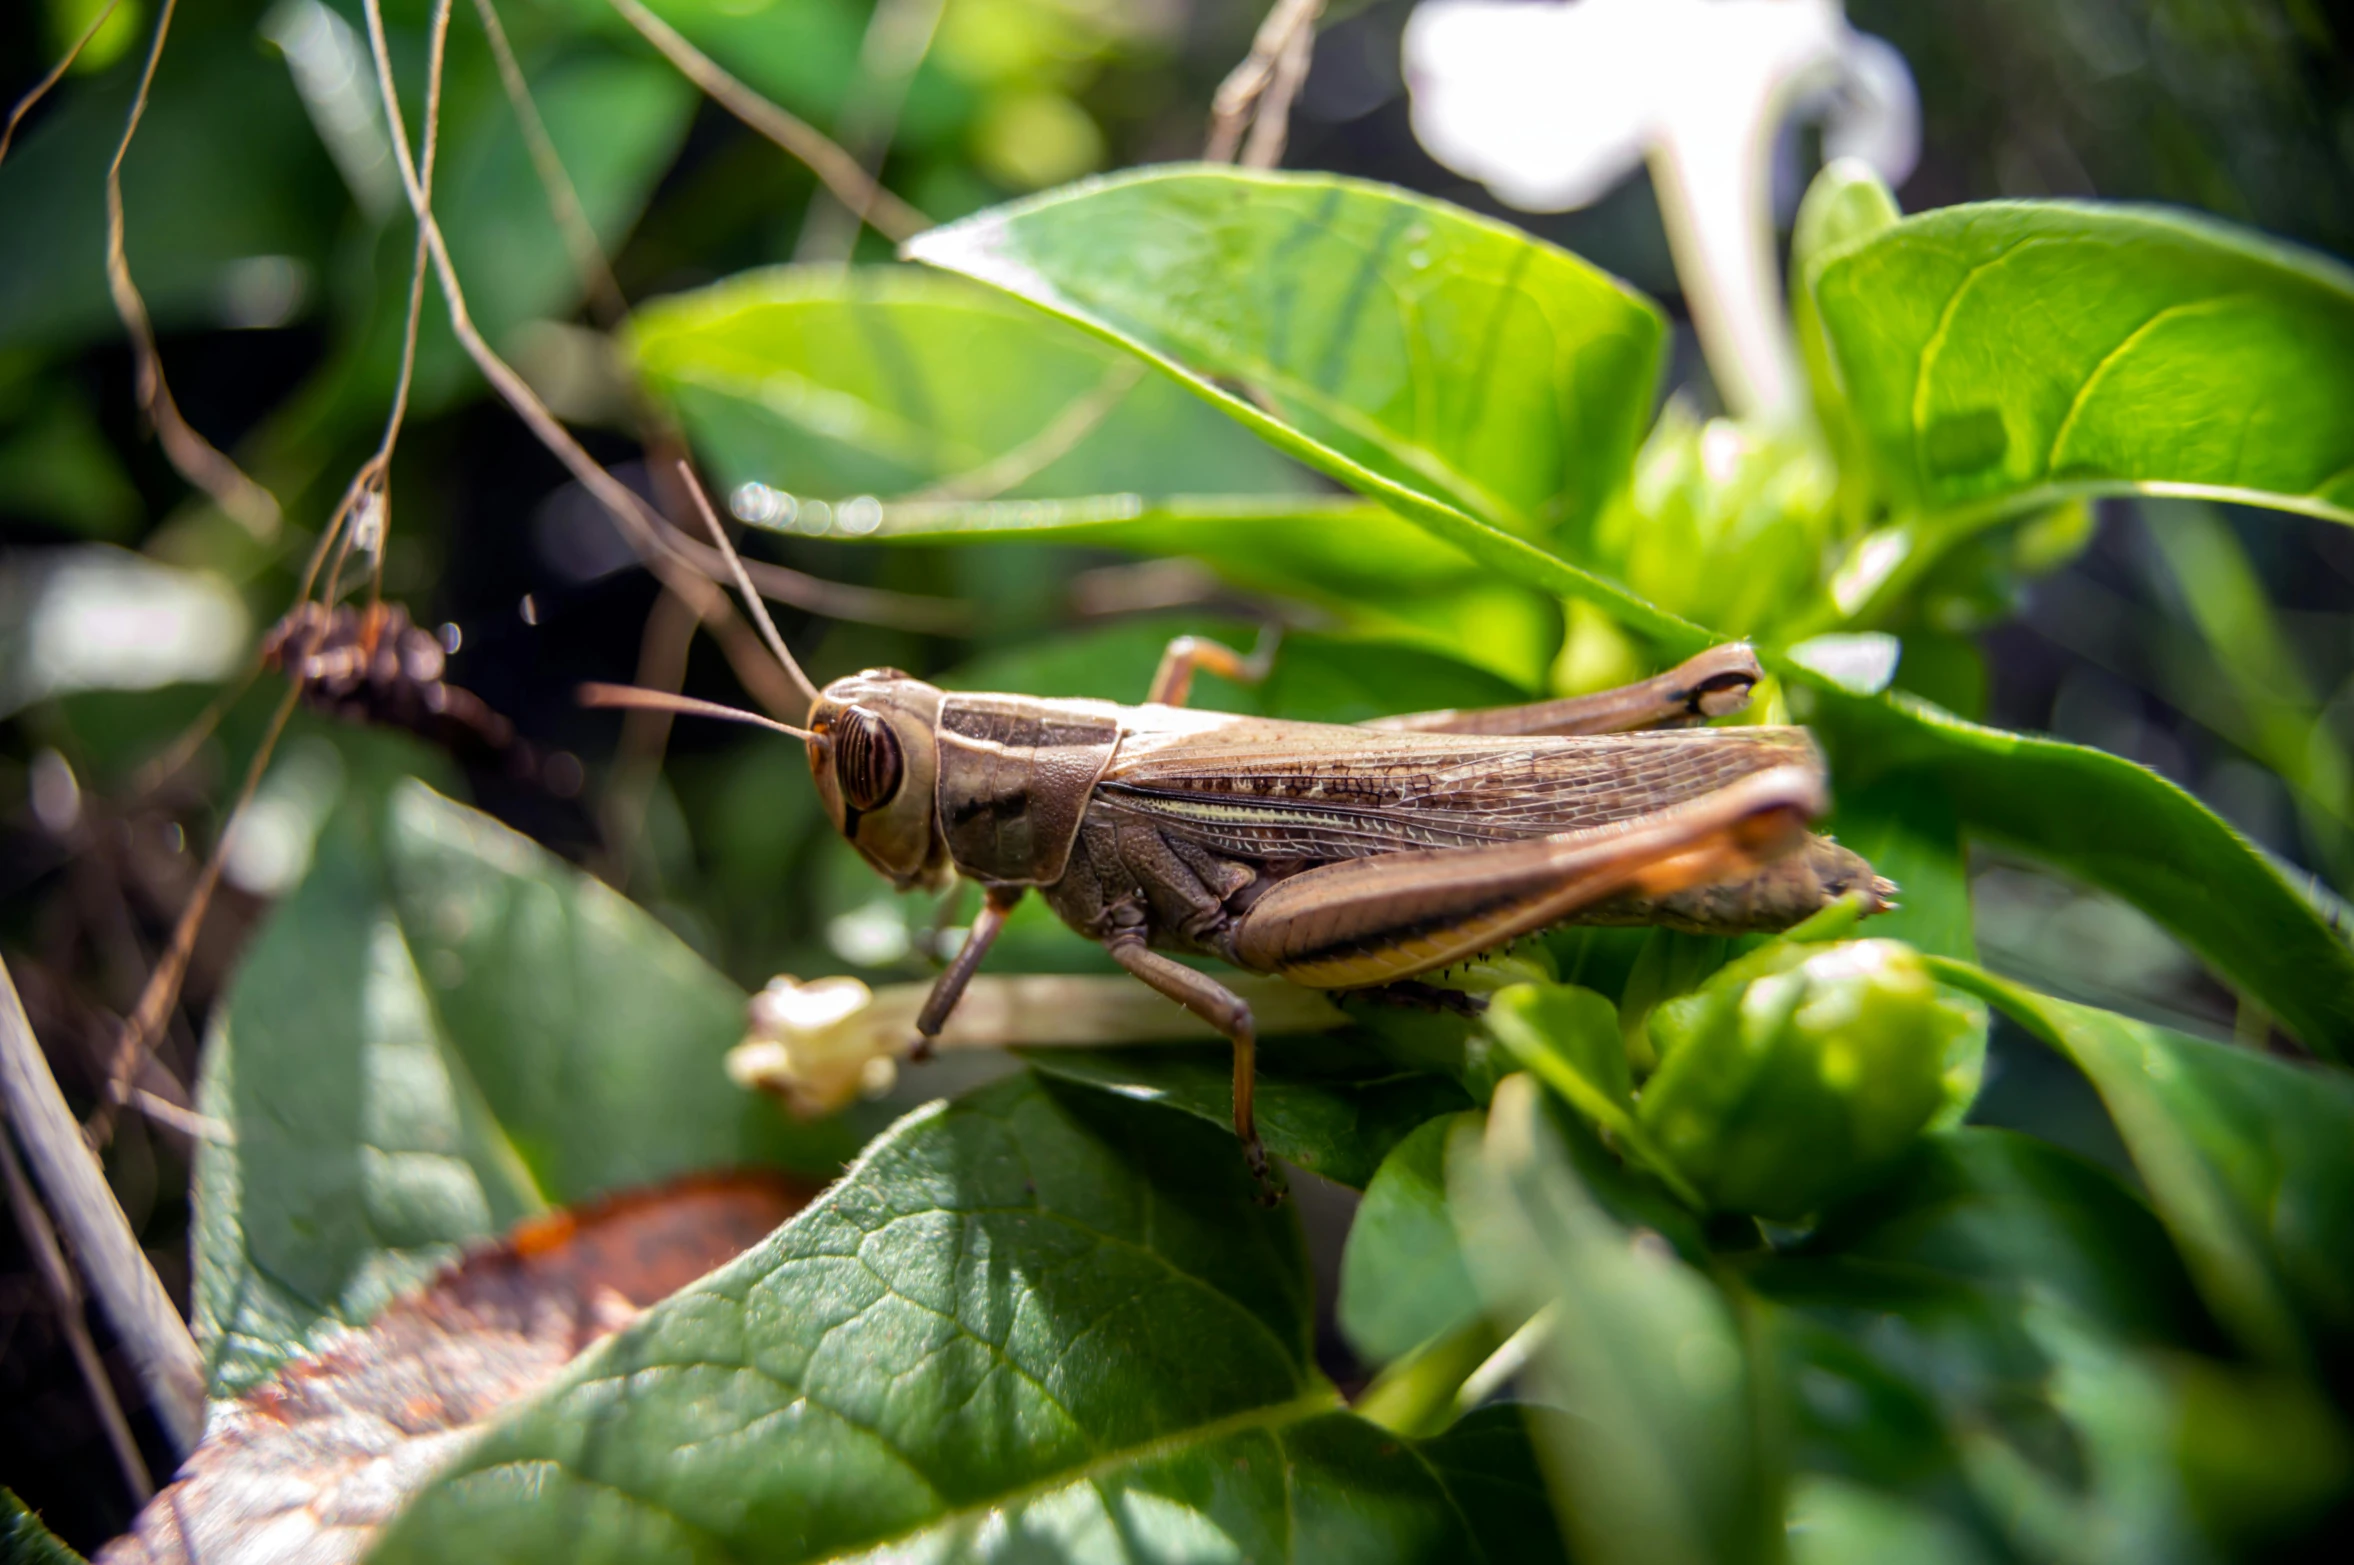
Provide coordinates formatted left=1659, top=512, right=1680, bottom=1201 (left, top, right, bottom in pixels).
left=98, top=1171, right=815, bottom=1565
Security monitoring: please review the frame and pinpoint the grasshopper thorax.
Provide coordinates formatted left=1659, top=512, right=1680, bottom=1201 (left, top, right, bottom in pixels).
left=809, top=669, right=955, bottom=893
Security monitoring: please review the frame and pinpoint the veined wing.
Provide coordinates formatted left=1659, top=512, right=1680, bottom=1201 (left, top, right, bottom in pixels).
left=1095, top=723, right=1824, bottom=862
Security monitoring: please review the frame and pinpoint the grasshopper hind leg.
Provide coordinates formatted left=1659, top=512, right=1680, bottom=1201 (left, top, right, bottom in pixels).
left=1104, top=932, right=1278, bottom=1201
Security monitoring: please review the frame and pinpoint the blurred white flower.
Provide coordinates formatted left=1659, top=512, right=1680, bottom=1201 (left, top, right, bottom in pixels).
left=0, top=547, right=249, bottom=717
left=1404, top=0, right=1918, bottom=421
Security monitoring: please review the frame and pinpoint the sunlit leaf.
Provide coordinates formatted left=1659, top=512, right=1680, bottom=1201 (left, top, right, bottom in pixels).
left=627, top=265, right=1314, bottom=502
left=371, top=1075, right=1561, bottom=1563
left=1813, top=202, right=2354, bottom=526
left=1815, top=687, right=2354, bottom=1062
left=194, top=782, right=858, bottom=1395
left=907, top=166, right=1716, bottom=653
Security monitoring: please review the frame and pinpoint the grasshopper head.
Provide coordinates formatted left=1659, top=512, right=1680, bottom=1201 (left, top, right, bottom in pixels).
left=809, top=669, right=954, bottom=893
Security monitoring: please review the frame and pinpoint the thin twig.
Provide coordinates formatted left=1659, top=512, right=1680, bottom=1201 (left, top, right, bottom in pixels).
left=97, top=682, right=301, bottom=1136
left=0, top=0, right=123, bottom=167
left=1206, top=0, right=1324, bottom=167
left=105, top=0, right=282, bottom=539
left=126, top=661, right=260, bottom=800
left=365, top=0, right=957, bottom=665
left=903, top=360, right=1145, bottom=505
left=793, top=0, right=946, bottom=263
left=331, top=0, right=455, bottom=609
left=471, top=0, right=629, bottom=327
left=0, top=1128, right=152, bottom=1500
left=1, top=956, right=205, bottom=1455
left=606, top=0, right=929, bottom=243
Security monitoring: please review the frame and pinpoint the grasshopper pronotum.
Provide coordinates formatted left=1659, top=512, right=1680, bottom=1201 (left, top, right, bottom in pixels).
left=589, top=470, right=1895, bottom=1188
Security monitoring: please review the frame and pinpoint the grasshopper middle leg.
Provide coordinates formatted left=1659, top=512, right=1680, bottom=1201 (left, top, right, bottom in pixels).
left=1104, top=929, right=1272, bottom=1195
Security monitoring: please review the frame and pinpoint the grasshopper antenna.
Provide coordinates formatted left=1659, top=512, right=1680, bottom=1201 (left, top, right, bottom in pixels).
left=674, top=460, right=822, bottom=713
left=579, top=683, right=825, bottom=745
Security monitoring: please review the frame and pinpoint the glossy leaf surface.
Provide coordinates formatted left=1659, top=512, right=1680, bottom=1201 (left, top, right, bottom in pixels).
left=907, top=166, right=1662, bottom=537
left=1813, top=203, right=2354, bottom=525
left=372, top=1075, right=1562, bottom=1563
left=627, top=265, right=1312, bottom=501
left=1021, top=1036, right=1471, bottom=1190
left=193, top=782, right=852, bottom=1395
left=1816, top=688, right=2354, bottom=1062
left=907, top=166, right=1714, bottom=651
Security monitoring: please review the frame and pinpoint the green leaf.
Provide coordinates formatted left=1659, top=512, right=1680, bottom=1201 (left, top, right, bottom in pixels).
left=945, top=615, right=1541, bottom=721
left=1339, top=1115, right=1485, bottom=1362
left=1019, top=1034, right=1472, bottom=1190
left=1789, top=160, right=1902, bottom=517
left=1813, top=202, right=2354, bottom=526
left=627, top=265, right=1314, bottom=500
left=1814, top=686, right=2354, bottom=1062
left=1788, top=1129, right=2214, bottom=1348
left=370, top=1074, right=1562, bottom=1563
left=1786, top=1476, right=1991, bottom=1565
left=1750, top=1132, right=2225, bottom=1554
left=193, top=781, right=856, bottom=1395
left=907, top=167, right=1718, bottom=654
left=1452, top=1077, right=1780, bottom=1565
left=906, top=165, right=1663, bottom=536
left=0, top=1490, right=82, bottom=1565
left=1930, top=964, right=2354, bottom=1382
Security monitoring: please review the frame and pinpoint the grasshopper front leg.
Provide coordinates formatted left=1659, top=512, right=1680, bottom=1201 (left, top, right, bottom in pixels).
left=1232, top=766, right=1823, bottom=989
left=912, top=885, right=1023, bottom=1058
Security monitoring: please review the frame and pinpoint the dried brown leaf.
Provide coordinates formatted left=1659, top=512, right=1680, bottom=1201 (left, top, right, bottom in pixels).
left=100, top=1171, right=811, bottom=1565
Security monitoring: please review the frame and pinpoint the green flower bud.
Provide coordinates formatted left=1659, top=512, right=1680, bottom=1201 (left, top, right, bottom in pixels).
left=1636, top=940, right=1971, bottom=1220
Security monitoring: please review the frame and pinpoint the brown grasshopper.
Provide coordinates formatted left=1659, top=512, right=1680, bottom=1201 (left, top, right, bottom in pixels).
left=589, top=473, right=1894, bottom=1187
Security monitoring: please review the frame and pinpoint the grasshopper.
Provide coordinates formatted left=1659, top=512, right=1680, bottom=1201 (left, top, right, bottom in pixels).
left=590, top=473, right=1894, bottom=1187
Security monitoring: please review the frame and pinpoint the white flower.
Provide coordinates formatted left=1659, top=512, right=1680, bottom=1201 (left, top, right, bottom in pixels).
left=1404, top=0, right=1918, bottom=421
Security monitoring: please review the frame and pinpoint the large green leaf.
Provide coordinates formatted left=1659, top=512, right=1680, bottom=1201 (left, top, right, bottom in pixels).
left=370, top=1074, right=1563, bottom=1563
left=1338, top=1114, right=1485, bottom=1363
left=1815, top=687, right=2354, bottom=1062
left=906, top=166, right=1663, bottom=537
left=193, top=781, right=855, bottom=1396
left=1930, top=965, right=2354, bottom=1384
left=906, top=167, right=1716, bottom=654
left=1452, top=1078, right=1778, bottom=1565
left=944, top=615, right=1534, bottom=716
left=1812, top=203, right=2354, bottom=526
left=628, top=265, right=1315, bottom=501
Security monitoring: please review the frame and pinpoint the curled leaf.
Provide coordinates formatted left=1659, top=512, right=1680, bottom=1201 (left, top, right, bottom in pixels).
left=100, top=1173, right=810, bottom=1565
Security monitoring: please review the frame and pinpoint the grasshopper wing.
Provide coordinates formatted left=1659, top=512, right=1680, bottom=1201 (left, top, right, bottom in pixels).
left=1094, top=721, right=1824, bottom=864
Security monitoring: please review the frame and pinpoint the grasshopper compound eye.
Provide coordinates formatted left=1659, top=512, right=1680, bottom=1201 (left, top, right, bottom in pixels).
left=833, top=706, right=904, bottom=812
